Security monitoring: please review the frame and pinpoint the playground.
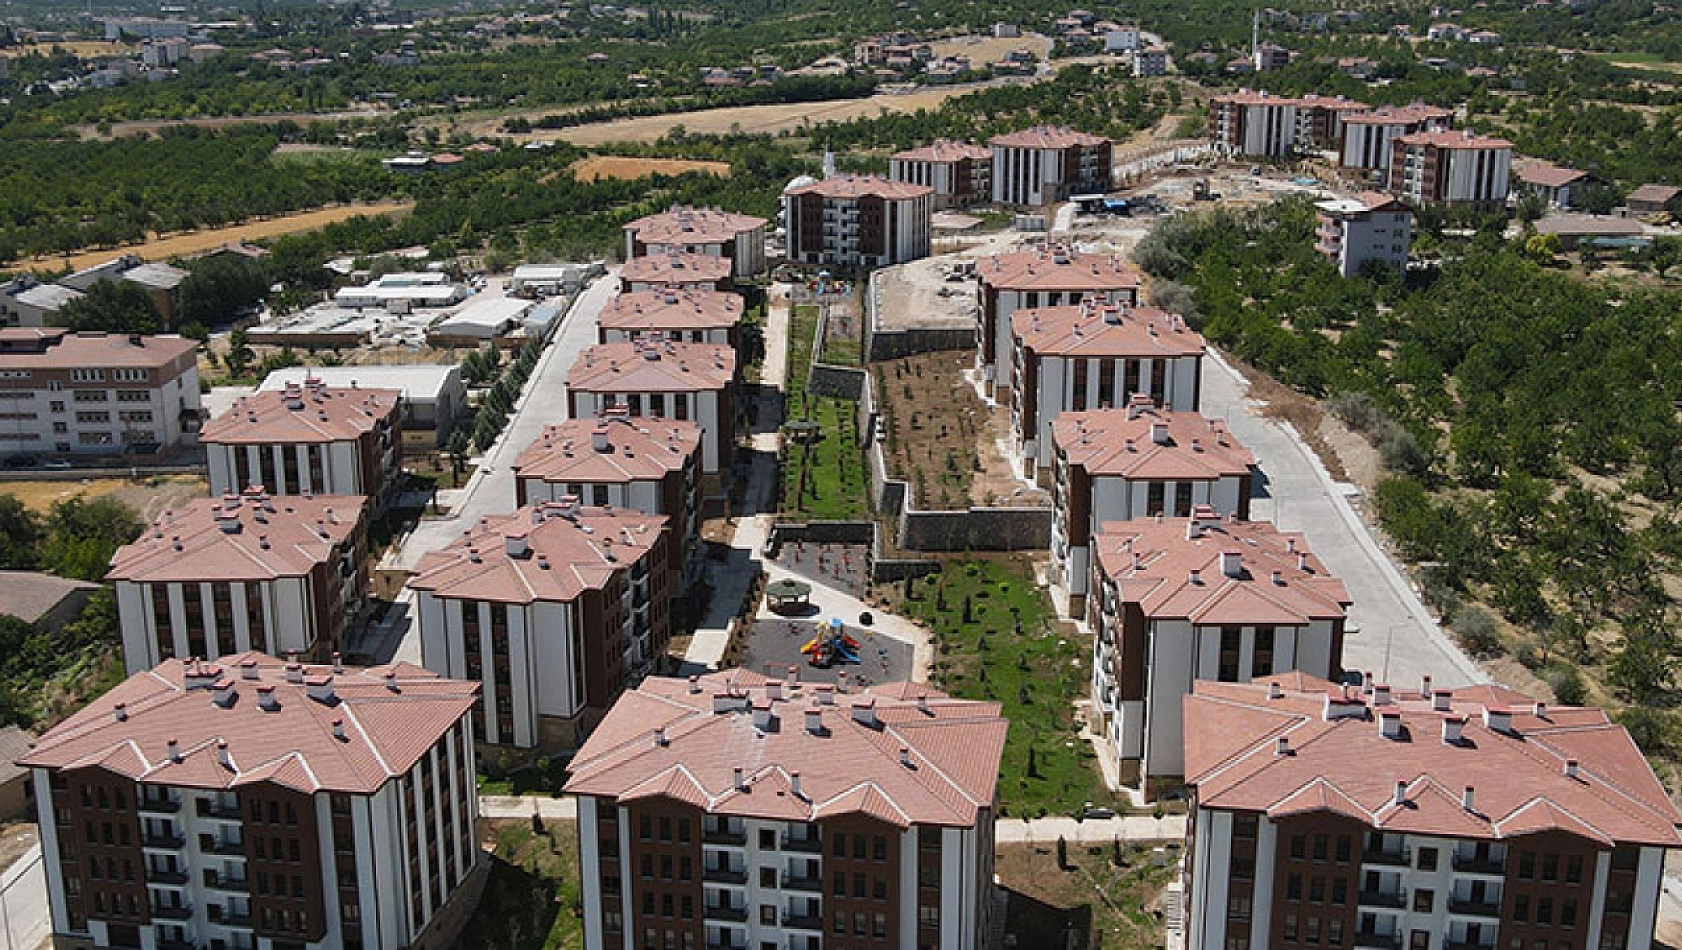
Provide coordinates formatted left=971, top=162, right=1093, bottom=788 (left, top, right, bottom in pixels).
left=739, top=616, right=914, bottom=687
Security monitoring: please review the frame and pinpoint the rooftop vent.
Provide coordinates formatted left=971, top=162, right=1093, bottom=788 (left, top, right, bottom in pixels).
left=1221, top=550, right=1243, bottom=578
left=1432, top=689, right=1453, bottom=712
left=1564, top=759, right=1580, bottom=780
left=284, top=663, right=303, bottom=685
left=806, top=705, right=825, bottom=735
left=332, top=719, right=348, bottom=742
left=1482, top=705, right=1513, bottom=734
left=1379, top=709, right=1402, bottom=739
left=851, top=697, right=878, bottom=728
left=1443, top=715, right=1465, bottom=745
left=257, top=685, right=278, bottom=712
left=306, top=675, right=336, bottom=705
left=240, top=659, right=259, bottom=681
left=213, top=679, right=236, bottom=708
left=1151, top=421, right=1170, bottom=445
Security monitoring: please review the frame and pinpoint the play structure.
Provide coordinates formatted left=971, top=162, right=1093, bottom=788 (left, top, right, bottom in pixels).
left=801, top=618, right=861, bottom=668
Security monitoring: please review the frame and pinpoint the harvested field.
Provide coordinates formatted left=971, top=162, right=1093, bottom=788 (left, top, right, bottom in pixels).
left=929, top=32, right=1051, bottom=63
left=19, top=40, right=132, bottom=58
left=18, top=202, right=413, bottom=271
left=568, top=154, right=732, bottom=182
left=872, top=350, right=1047, bottom=509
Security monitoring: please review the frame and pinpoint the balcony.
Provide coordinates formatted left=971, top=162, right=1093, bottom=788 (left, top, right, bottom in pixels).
left=141, top=833, right=185, bottom=850
left=1362, top=847, right=1409, bottom=867
left=703, top=828, right=746, bottom=846
left=705, top=905, right=749, bottom=922
left=782, top=912, right=824, bottom=931
left=137, top=797, right=180, bottom=815
left=1452, top=855, right=1504, bottom=875
left=1448, top=899, right=1501, bottom=918
left=204, top=871, right=249, bottom=893
left=204, top=839, right=246, bottom=857
left=196, top=799, right=241, bottom=821
left=1444, top=941, right=1494, bottom=950
left=209, top=910, right=253, bottom=927
left=783, top=836, right=822, bottom=854
left=149, top=903, right=193, bottom=920
left=1354, top=932, right=1401, bottom=950
left=706, top=943, right=747, bottom=950
left=703, top=867, right=748, bottom=885
left=157, top=940, right=199, bottom=950
left=783, top=875, right=823, bottom=892
left=1358, top=890, right=1405, bottom=910
left=147, top=869, right=189, bottom=886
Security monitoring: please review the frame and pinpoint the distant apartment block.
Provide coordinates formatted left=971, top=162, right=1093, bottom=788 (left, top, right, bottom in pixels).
left=201, top=378, right=402, bottom=503
left=1208, top=90, right=1300, bottom=158
left=258, top=364, right=466, bottom=450
left=1253, top=42, right=1293, bottom=71
left=975, top=245, right=1141, bottom=399
left=1314, top=193, right=1413, bottom=277
left=564, top=670, right=1007, bottom=950
left=1182, top=678, right=1681, bottom=950
left=597, top=288, right=745, bottom=346
left=565, top=340, right=737, bottom=476
left=1516, top=163, right=1591, bottom=209
left=1338, top=103, right=1455, bottom=172
left=888, top=140, right=993, bottom=209
left=1294, top=94, right=1369, bottom=151
left=109, top=489, right=369, bottom=673
left=411, top=499, right=671, bottom=749
left=22, top=653, right=482, bottom=950
left=989, top=126, right=1113, bottom=207
left=623, top=206, right=769, bottom=278
left=0, top=329, right=200, bottom=459
left=1010, top=300, right=1205, bottom=479
left=781, top=175, right=934, bottom=269
left=620, top=253, right=734, bottom=294
left=512, top=413, right=703, bottom=588
left=1049, top=400, right=1255, bottom=614
left=1132, top=46, right=1169, bottom=77
left=1388, top=129, right=1513, bottom=205
left=1088, top=511, right=1350, bottom=786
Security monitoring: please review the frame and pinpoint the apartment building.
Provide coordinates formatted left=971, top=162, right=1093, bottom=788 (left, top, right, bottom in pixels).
left=988, top=126, right=1113, bottom=207
left=1182, top=678, right=1682, bottom=950
left=1339, top=104, right=1455, bottom=172
left=1314, top=193, right=1414, bottom=277
left=597, top=289, right=745, bottom=347
left=1208, top=90, right=1299, bottom=158
left=1295, top=94, right=1369, bottom=151
left=1388, top=129, right=1513, bottom=205
left=1010, top=300, right=1204, bottom=479
left=781, top=175, right=934, bottom=269
left=1087, top=510, right=1350, bottom=787
left=58, top=255, right=190, bottom=328
left=1516, top=163, right=1591, bottom=210
left=620, top=254, right=734, bottom=294
left=411, top=499, right=670, bottom=749
left=623, top=206, right=769, bottom=279
left=201, top=378, right=402, bottom=504
left=1254, top=42, right=1293, bottom=71
left=564, top=670, right=1007, bottom=950
left=109, top=488, right=369, bottom=674
left=565, top=340, right=737, bottom=477
left=20, top=653, right=482, bottom=950
left=1049, top=399, right=1255, bottom=615
left=975, top=245, right=1141, bottom=399
left=0, top=329, right=200, bottom=459
left=888, top=140, right=993, bottom=209
left=1132, top=46, right=1169, bottom=77
left=512, top=413, right=703, bottom=589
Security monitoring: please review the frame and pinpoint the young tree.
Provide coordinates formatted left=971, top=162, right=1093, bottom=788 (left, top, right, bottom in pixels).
left=225, top=328, right=254, bottom=379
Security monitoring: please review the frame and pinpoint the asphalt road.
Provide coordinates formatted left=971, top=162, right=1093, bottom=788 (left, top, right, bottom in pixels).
left=0, top=844, right=49, bottom=950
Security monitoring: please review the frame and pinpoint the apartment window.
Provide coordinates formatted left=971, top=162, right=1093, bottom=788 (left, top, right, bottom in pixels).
left=760, top=868, right=777, bottom=888
left=1290, top=835, right=1306, bottom=859
left=1219, top=627, right=1242, bottom=682
left=1306, top=917, right=1321, bottom=944
left=1309, top=877, right=1324, bottom=903
left=1566, top=855, right=1584, bottom=884
left=1562, top=899, right=1577, bottom=927
left=1417, top=847, right=1438, bottom=871
left=1328, top=920, right=1344, bottom=945
left=875, top=913, right=887, bottom=938
left=1283, top=915, right=1299, bottom=940
left=1515, top=895, right=1530, bottom=922
left=1413, top=889, right=1433, bottom=914
left=1312, top=834, right=1328, bottom=862
left=1542, top=854, right=1559, bottom=882
left=1233, top=815, right=1257, bottom=839
left=1286, top=873, right=1302, bottom=900
left=1174, top=482, right=1194, bottom=518
left=760, top=905, right=776, bottom=925
left=760, top=829, right=777, bottom=849
left=71, top=369, right=104, bottom=382
left=1331, top=878, right=1347, bottom=906
left=1227, top=895, right=1251, bottom=921
left=1519, top=852, right=1535, bottom=880
left=1537, top=897, right=1553, bottom=925
left=1146, top=482, right=1165, bottom=517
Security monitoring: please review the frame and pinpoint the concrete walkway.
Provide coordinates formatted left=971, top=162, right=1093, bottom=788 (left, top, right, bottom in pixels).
left=1199, top=350, right=1486, bottom=688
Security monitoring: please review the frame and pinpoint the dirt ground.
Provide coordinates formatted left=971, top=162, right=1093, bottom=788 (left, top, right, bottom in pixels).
left=874, top=350, right=1047, bottom=509
left=1, top=475, right=206, bottom=520
left=20, top=40, right=132, bottom=58
left=928, top=32, right=1052, bottom=63
left=995, top=840, right=1178, bottom=950
left=568, top=155, right=732, bottom=182
left=0, top=821, right=37, bottom=873
left=19, top=202, right=413, bottom=271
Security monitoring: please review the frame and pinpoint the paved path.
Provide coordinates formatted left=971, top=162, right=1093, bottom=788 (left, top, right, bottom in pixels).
left=1199, top=350, right=1485, bottom=689
left=0, top=844, right=49, bottom=950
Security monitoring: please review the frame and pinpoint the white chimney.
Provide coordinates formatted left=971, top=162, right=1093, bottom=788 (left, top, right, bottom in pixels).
left=1432, top=689, right=1453, bottom=712
left=216, top=740, right=232, bottom=770
left=900, top=746, right=913, bottom=768
left=213, top=679, right=236, bottom=707
left=1187, top=519, right=1204, bottom=540
left=837, top=671, right=849, bottom=694
left=815, top=685, right=835, bottom=705
left=257, top=685, right=279, bottom=711
left=1188, top=569, right=1202, bottom=585
left=505, top=532, right=530, bottom=558
left=284, top=662, right=303, bottom=684
left=917, top=694, right=931, bottom=715
left=688, top=675, right=701, bottom=694
left=1323, top=694, right=1367, bottom=721
left=654, top=727, right=668, bottom=747
left=384, top=671, right=400, bottom=693
left=1564, top=759, right=1580, bottom=780
left=1393, top=780, right=1408, bottom=805
left=332, top=652, right=344, bottom=674
left=806, top=706, right=824, bottom=735
left=1275, top=736, right=1290, bottom=755
left=1150, top=421, right=1170, bottom=445
left=1297, top=552, right=1310, bottom=572
left=732, top=766, right=746, bottom=790
left=240, top=660, right=259, bottom=681
left=1443, top=715, right=1465, bottom=745
left=752, top=701, right=773, bottom=731
left=592, top=426, right=612, bottom=452
left=1373, top=684, right=1392, bottom=706
left=1379, top=710, right=1401, bottom=739
left=713, top=693, right=740, bottom=714
left=332, top=718, right=347, bottom=742
left=766, top=680, right=783, bottom=701
left=1420, top=674, right=1432, bottom=699
left=167, top=738, right=181, bottom=763
left=1533, top=701, right=1547, bottom=718
left=114, top=702, right=128, bottom=722
left=1268, top=681, right=1283, bottom=700
left=1462, top=786, right=1476, bottom=811
left=1270, top=570, right=1283, bottom=586
left=306, top=675, right=336, bottom=704
left=1221, top=550, right=1243, bottom=578
left=790, top=770, right=805, bottom=800
left=851, top=697, right=878, bottom=727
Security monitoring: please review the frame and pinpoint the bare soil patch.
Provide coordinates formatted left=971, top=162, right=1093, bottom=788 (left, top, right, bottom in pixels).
left=19, top=202, right=413, bottom=271
left=928, top=33, right=1052, bottom=63
left=1, top=475, right=205, bottom=519
left=568, top=154, right=732, bottom=182
left=1224, top=355, right=1354, bottom=484
left=72, top=109, right=384, bottom=140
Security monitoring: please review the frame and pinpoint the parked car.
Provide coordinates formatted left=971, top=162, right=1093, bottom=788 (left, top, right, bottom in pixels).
left=44, top=459, right=72, bottom=470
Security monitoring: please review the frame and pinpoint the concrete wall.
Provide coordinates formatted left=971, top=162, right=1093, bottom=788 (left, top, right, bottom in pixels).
left=807, top=364, right=865, bottom=399
left=895, top=505, right=1052, bottom=551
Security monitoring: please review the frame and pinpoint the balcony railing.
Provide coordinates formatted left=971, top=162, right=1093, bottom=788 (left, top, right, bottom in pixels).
left=1361, top=848, right=1409, bottom=867
left=702, top=829, right=746, bottom=846
left=1444, top=941, right=1494, bottom=950
left=137, top=797, right=180, bottom=815
left=1448, top=899, right=1501, bottom=918
left=204, top=838, right=246, bottom=857
left=705, top=905, right=749, bottom=922
left=196, top=799, right=241, bottom=821
left=783, top=875, right=823, bottom=892
left=149, top=903, right=193, bottom=920
left=782, top=912, right=824, bottom=931
left=147, top=868, right=189, bottom=886
left=703, top=867, right=748, bottom=885
left=1451, top=855, right=1504, bottom=875
left=1353, top=933, right=1401, bottom=950
left=204, top=871, right=250, bottom=892
left=141, top=833, right=185, bottom=850
left=1358, top=890, right=1405, bottom=909
left=782, top=836, right=822, bottom=854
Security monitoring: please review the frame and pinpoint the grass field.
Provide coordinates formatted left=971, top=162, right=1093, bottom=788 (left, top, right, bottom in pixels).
left=18, top=202, right=413, bottom=270
left=887, top=557, right=1121, bottom=817
left=781, top=304, right=871, bottom=520
left=461, top=819, right=584, bottom=950
left=997, top=840, right=1178, bottom=950
left=568, top=155, right=732, bottom=181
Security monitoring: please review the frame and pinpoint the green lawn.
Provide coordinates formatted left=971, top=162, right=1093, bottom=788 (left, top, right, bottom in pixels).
left=889, top=558, right=1121, bottom=817
left=780, top=303, right=870, bottom=520
left=460, top=819, right=584, bottom=950
left=787, top=304, right=820, bottom=393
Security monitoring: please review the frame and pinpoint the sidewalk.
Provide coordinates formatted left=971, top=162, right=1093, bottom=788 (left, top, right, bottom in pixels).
left=480, top=795, right=578, bottom=820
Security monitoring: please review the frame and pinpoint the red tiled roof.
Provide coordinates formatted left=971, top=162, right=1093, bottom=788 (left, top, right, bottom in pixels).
left=1012, top=300, right=1204, bottom=360
left=1093, top=515, right=1350, bottom=625
left=408, top=502, right=666, bottom=604
left=625, top=205, right=768, bottom=246
left=978, top=244, right=1141, bottom=293
left=200, top=378, right=400, bottom=446
left=1357, top=190, right=1411, bottom=212
left=1627, top=183, right=1682, bottom=204
left=1211, top=89, right=1298, bottom=107
left=597, top=288, right=745, bottom=334
left=989, top=125, right=1110, bottom=149
left=783, top=174, right=933, bottom=200
left=108, top=490, right=365, bottom=584
left=1051, top=406, right=1254, bottom=480
left=566, top=340, right=735, bottom=393
left=1298, top=94, right=1371, bottom=112
left=891, top=140, right=993, bottom=163
left=619, top=253, right=733, bottom=286
left=1340, top=103, right=1455, bottom=126
left=1183, top=679, right=1682, bottom=847
left=19, top=654, right=478, bottom=795
left=1398, top=128, right=1512, bottom=150
left=512, top=414, right=701, bottom=485
left=0, top=332, right=197, bottom=371
left=565, top=671, right=1006, bottom=827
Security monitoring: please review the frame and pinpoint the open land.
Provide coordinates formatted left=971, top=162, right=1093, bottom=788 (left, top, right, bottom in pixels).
left=1, top=475, right=205, bottom=520
left=20, top=202, right=413, bottom=271
left=567, top=154, right=732, bottom=182
left=73, top=109, right=386, bottom=141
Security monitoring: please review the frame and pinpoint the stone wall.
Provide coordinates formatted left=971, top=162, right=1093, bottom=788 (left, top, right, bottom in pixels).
left=865, top=326, right=976, bottom=362
left=807, top=363, right=865, bottom=399
left=896, top=505, right=1053, bottom=551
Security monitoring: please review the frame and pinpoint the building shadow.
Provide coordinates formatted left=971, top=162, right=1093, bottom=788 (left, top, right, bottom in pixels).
left=1001, top=883, right=1093, bottom=950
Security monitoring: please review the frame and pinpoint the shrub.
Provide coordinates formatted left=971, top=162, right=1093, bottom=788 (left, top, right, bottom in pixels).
left=1542, top=663, right=1587, bottom=705
left=1327, top=391, right=1386, bottom=433
left=1616, top=707, right=1675, bottom=755
left=1449, top=605, right=1503, bottom=657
